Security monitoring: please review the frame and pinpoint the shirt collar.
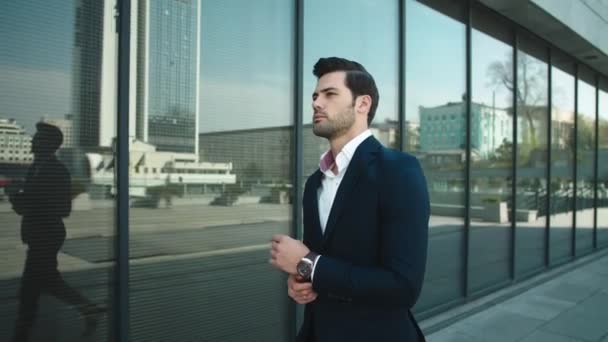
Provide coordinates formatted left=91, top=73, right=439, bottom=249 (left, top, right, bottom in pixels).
left=319, top=129, right=372, bottom=175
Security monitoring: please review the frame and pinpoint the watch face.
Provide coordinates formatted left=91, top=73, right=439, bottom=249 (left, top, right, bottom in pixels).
left=297, top=259, right=312, bottom=278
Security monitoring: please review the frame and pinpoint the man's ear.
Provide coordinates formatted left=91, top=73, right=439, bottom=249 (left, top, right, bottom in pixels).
left=356, top=95, right=372, bottom=116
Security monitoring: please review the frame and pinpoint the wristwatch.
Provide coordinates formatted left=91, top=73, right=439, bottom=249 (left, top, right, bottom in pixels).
left=296, top=251, right=319, bottom=281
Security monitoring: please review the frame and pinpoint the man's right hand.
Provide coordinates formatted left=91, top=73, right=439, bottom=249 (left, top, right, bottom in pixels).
left=287, top=274, right=318, bottom=305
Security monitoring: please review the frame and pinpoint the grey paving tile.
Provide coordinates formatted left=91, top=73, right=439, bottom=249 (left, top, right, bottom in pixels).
left=585, top=262, right=608, bottom=276
left=426, top=254, right=608, bottom=342
left=574, top=291, right=608, bottom=317
left=543, top=298, right=608, bottom=342
left=427, top=329, right=485, bottom=342
left=458, top=309, right=545, bottom=342
left=561, top=271, right=608, bottom=292
left=519, top=330, right=585, bottom=342
left=540, top=282, right=598, bottom=303
left=498, top=294, right=575, bottom=321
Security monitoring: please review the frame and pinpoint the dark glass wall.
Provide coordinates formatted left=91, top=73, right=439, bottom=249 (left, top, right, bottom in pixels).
left=405, top=0, right=467, bottom=311
left=599, top=78, right=608, bottom=248
left=2, top=0, right=607, bottom=341
left=575, top=67, right=597, bottom=256
left=1, top=1, right=116, bottom=340
left=301, top=0, right=400, bottom=178
left=469, top=4, right=514, bottom=293
left=129, top=0, right=295, bottom=341
left=549, top=51, right=576, bottom=264
left=514, top=33, right=549, bottom=277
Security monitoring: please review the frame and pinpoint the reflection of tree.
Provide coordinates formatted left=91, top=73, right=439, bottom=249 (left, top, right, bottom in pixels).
left=393, top=124, right=420, bottom=151
left=489, top=138, right=512, bottom=166
left=577, top=116, right=595, bottom=150
left=487, top=52, right=546, bottom=151
left=600, top=119, right=608, bottom=147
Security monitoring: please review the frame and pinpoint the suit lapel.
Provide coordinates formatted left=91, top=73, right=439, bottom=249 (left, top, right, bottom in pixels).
left=322, top=136, right=380, bottom=246
left=304, top=169, right=323, bottom=248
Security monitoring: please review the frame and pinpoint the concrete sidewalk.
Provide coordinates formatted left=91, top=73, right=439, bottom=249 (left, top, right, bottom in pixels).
left=424, top=250, right=608, bottom=342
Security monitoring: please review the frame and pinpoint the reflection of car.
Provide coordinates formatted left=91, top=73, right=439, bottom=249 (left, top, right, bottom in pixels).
left=0, top=176, right=10, bottom=201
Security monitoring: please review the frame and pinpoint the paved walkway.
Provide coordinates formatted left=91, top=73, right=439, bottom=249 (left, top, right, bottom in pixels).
left=424, top=250, right=608, bottom=342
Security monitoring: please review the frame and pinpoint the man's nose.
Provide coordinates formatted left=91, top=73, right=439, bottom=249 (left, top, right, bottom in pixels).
left=312, top=98, right=323, bottom=111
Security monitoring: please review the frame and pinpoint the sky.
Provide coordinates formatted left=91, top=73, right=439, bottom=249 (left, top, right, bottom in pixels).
left=0, top=0, right=75, bottom=134
left=0, top=0, right=603, bottom=137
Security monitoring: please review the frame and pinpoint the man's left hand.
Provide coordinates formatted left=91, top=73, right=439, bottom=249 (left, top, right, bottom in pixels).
left=270, top=234, right=310, bottom=275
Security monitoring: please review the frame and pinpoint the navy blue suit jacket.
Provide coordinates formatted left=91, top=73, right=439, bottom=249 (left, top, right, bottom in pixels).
left=298, top=136, right=429, bottom=342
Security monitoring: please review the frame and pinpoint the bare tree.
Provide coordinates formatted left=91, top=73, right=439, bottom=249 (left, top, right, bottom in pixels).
left=487, top=52, right=547, bottom=151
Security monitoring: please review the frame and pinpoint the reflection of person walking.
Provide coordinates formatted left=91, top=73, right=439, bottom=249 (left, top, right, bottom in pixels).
left=10, top=122, right=106, bottom=342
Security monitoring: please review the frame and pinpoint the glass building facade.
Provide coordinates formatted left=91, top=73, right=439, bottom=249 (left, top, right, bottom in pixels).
left=139, top=0, right=199, bottom=154
left=0, top=0, right=607, bottom=341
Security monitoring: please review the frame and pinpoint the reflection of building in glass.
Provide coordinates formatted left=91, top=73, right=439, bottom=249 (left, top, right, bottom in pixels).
left=73, top=0, right=118, bottom=148
left=369, top=119, right=419, bottom=150
left=370, top=119, right=399, bottom=148
left=198, top=122, right=403, bottom=184
left=405, top=121, right=420, bottom=151
left=0, top=118, right=33, bottom=164
left=137, top=0, right=200, bottom=154
left=87, top=138, right=235, bottom=198
left=73, top=0, right=201, bottom=154
left=199, top=126, right=293, bottom=184
left=420, top=101, right=512, bottom=159
left=72, top=0, right=211, bottom=193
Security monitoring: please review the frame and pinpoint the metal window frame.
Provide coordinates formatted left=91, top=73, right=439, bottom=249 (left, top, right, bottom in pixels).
left=545, top=48, right=552, bottom=267
left=464, top=0, right=472, bottom=298
left=573, top=64, right=579, bottom=259
left=510, top=29, right=518, bottom=280
left=115, top=0, right=131, bottom=341
left=399, top=0, right=406, bottom=153
left=293, top=0, right=304, bottom=337
left=109, top=1, right=608, bottom=340
left=594, top=74, right=600, bottom=250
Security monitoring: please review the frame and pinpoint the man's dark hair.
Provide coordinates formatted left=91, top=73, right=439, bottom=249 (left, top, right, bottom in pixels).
left=313, top=57, right=379, bottom=125
left=36, top=122, right=63, bottom=153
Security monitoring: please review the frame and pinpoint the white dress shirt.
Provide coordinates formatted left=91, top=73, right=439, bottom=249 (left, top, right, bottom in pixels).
left=311, top=129, right=372, bottom=280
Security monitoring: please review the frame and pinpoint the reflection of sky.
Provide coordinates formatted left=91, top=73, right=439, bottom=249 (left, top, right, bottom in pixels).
left=406, top=0, right=465, bottom=122
left=0, top=0, right=75, bottom=134
left=552, top=67, right=575, bottom=110
left=578, top=79, right=596, bottom=118
left=0, top=0, right=601, bottom=135
left=302, top=0, right=399, bottom=125
left=200, top=0, right=293, bottom=133
left=472, top=29, right=513, bottom=109
left=518, top=51, right=548, bottom=106
left=602, top=89, right=608, bottom=120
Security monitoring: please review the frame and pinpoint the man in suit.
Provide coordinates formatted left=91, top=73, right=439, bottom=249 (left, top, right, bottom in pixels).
left=10, top=122, right=105, bottom=342
left=270, top=57, right=429, bottom=341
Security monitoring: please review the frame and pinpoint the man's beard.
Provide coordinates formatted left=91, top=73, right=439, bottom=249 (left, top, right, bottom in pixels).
left=312, top=107, right=356, bottom=139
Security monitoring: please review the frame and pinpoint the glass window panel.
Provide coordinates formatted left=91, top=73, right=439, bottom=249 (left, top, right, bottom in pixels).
left=598, top=78, right=608, bottom=247
left=0, top=1, right=115, bottom=340
left=129, top=0, right=294, bottom=341
left=549, top=52, right=575, bottom=264
left=300, top=0, right=399, bottom=327
left=514, top=33, right=548, bottom=276
left=405, top=0, right=466, bottom=312
left=469, top=6, right=514, bottom=293
left=302, top=0, right=399, bottom=179
left=575, top=67, right=596, bottom=255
